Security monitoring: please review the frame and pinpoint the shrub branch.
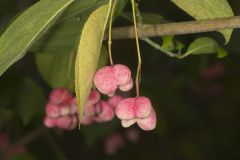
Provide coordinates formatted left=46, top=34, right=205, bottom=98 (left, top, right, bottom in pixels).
left=104, top=16, right=240, bottom=40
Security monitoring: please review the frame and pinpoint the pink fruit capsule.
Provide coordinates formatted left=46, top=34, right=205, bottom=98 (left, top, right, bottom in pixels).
left=44, top=117, right=57, bottom=128
left=80, top=115, right=94, bottom=125
left=137, top=109, right=157, bottom=131
left=45, top=103, right=60, bottom=118
left=59, top=105, right=71, bottom=116
left=68, top=115, right=78, bottom=130
left=56, top=116, right=72, bottom=129
left=87, top=90, right=101, bottom=106
left=107, top=95, right=123, bottom=109
left=84, top=104, right=96, bottom=117
left=95, top=101, right=115, bottom=122
left=115, top=98, right=136, bottom=120
left=135, top=97, right=152, bottom=118
left=94, top=66, right=118, bottom=95
left=121, top=119, right=137, bottom=128
left=70, top=97, right=78, bottom=115
left=119, top=78, right=133, bottom=92
left=49, top=88, right=72, bottom=105
left=113, top=64, right=131, bottom=86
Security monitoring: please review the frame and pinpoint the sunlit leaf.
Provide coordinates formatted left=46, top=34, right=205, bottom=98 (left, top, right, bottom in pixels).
left=0, top=0, right=74, bottom=76
left=31, top=0, right=128, bottom=54
left=75, top=2, right=112, bottom=117
left=178, top=37, right=228, bottom=58
left=171, top=0, right=234, bottom=43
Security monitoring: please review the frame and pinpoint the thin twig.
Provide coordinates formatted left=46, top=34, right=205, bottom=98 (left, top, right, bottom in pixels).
left=131, top=0, right=142, bottom=97
left=104, top=16, right=240, bottom=40
left=108, top=0, right=117, bottom=65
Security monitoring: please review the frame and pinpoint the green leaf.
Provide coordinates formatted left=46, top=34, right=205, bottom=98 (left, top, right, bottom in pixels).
left=162, top=36, right=175, bottom=51
left=0, top=0, right=74, bottom=76
left=31, top=0, right=108, bottom=54
left=31, top=0, right=128, bottom=54
left=16, top=77, right=46, bottom=125
left=171, top=0, right=234, bottom=43
left=36, top=52, right=76, bottom=91
left=178, top=37, right=228, bottom=58
left=188, top=37, right=219, bottom=55
left=75, top=2, right=112, bottom=117
left=217, top=47, right=228, bottom=58
left=35, top=45, right=108, bottom=91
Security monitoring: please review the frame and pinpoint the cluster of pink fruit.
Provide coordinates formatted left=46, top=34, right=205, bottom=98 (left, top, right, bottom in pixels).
left=94, top=64, right=157, bottom=131
left=44, top=64, right=156, bottom=131
left=80, top=90, right=122, bottom=125
left=43, top=89, right=123, bottom=129
left=44, top=89, right=78, bottom=130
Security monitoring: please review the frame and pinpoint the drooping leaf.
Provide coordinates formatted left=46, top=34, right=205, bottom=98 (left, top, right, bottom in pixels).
left=75, top=2, right=112, bottom=117
left=35, top=45, right=108, bottom=91
left=0, top=0, right=74, bottom=76
left=31, top=0, right=128, bottom=54
left=171, top=0, right=234, bottom=43
left=178, top=37, right=228, bottom=58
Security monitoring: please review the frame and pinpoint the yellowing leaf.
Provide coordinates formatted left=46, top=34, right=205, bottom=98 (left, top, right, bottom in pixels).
left=75, top=2, right=112, bottom=117
left=171, top=0, right=234, bottom=43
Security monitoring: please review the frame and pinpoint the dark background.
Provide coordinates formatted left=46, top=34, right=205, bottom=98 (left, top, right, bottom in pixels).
left=0, top=0, right=240, bottom=160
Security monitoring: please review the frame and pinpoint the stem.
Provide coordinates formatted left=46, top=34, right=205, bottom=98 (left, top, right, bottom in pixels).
left=104, top=16, right=240, bottom=40
left=108, top=0, right=117, bottom=65
left=131, top=0, right=142, bottom=97
left=141, top=37, right=178, bottom=57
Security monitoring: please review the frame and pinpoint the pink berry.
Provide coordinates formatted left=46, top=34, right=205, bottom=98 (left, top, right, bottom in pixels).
left=80, top=115, right=94, bottom=125
left=113, top=64, right=131, bottom=85
left=95, top=101, right=115, bottom=122
left=70, top=97, right=78, bottom=114
left=115, top=98, right=135, bottom=120
left=69, top=115, right=78, bottom=130
left=94, top=66, right=118, bottom=95
left=49, top=88, right=72, bottom=105
left=56, top=116, right=72, bottom=129
left=137, top=109, right=157, bottom=131
left=45, top=103, right=60, bottom=118
left=87, top=90, right=101, bottom=106
left=119, top=79, right=133, bottom=92
left=135, top=97, right=152, bottom=118
left=84, top=104, right=96, bottom=117
left=44, top=117, right=57, bottom=128
left=121, top=119, right=137, bottom=128
left=59, top=105, right=71, bottom=116
left=107, top=95, right=123, bottom=109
